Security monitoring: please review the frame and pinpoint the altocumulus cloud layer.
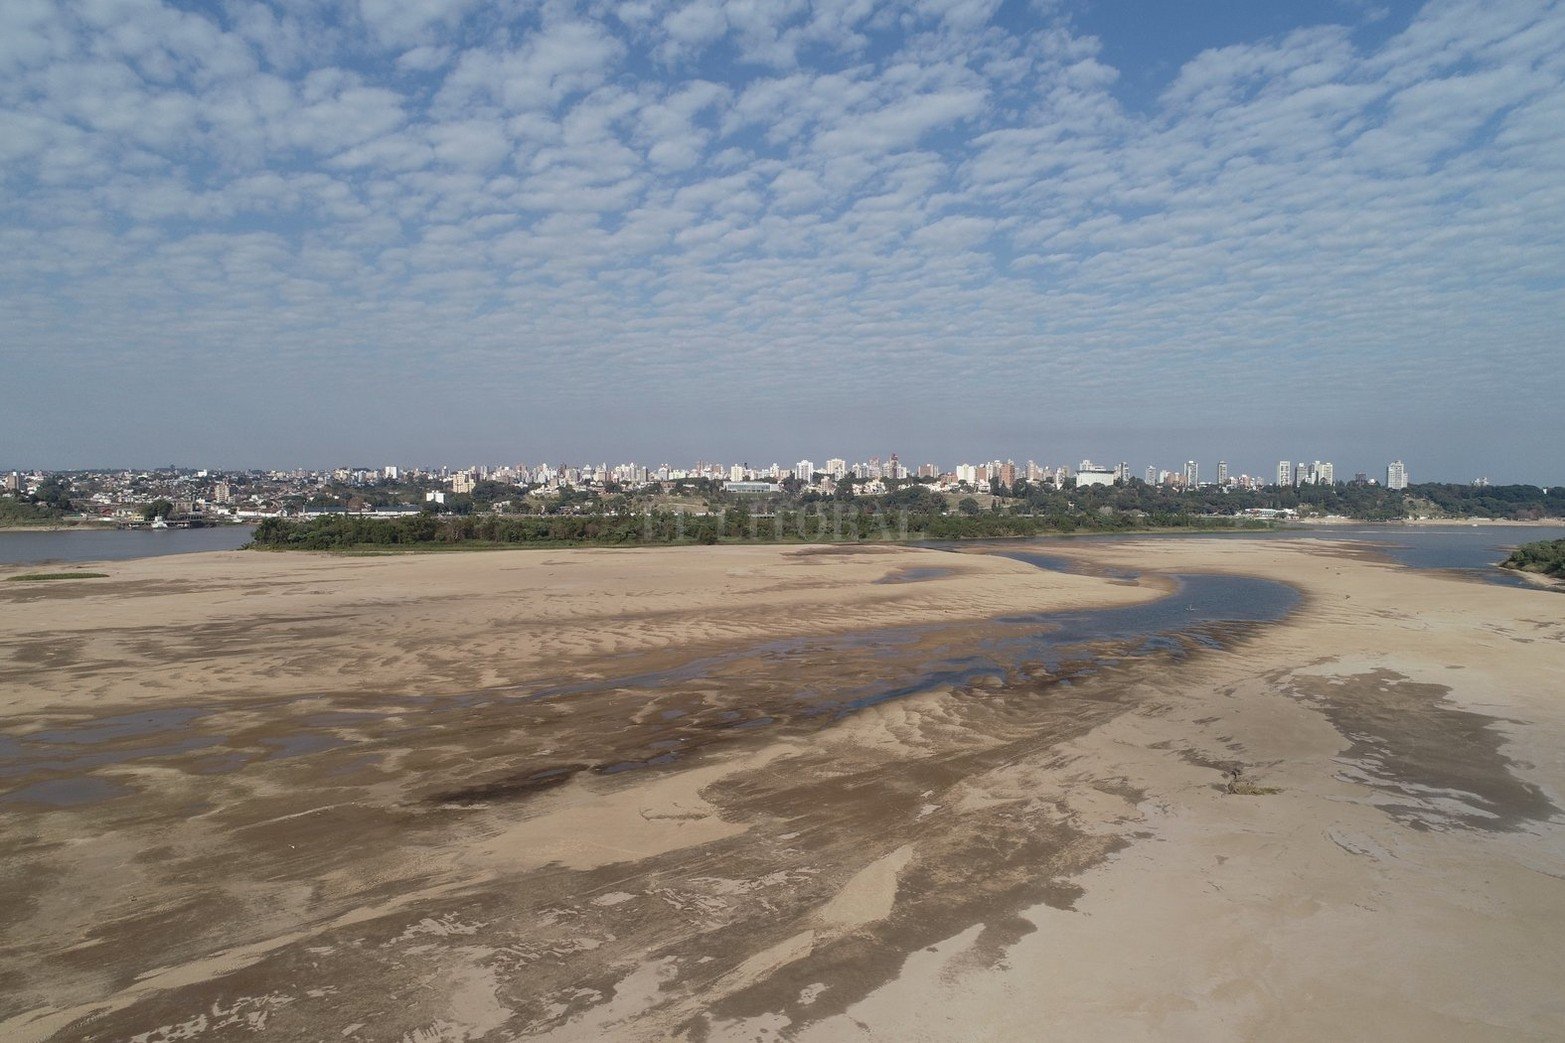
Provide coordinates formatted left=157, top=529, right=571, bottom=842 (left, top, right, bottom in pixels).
left=1, top=0, right=1561, bottom=477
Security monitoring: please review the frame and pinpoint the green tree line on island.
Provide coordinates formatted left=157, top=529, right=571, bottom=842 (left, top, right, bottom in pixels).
left=247, top=505, right=1275, bottom=551
left=290, top=476, right=1560, bottom=525
left=1500, top=539, right=1565, bottom=579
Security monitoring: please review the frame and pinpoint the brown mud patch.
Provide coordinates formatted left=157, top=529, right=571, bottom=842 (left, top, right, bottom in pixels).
left=0, top=612, right=1274, bottom=1041
left=1285, top=668, right=1557, bottom=832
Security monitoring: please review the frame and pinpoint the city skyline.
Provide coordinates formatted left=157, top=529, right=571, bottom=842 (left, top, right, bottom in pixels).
left=4, top=1, right=1563, bottom=480
left=3, top=452, right=1449, bottom=492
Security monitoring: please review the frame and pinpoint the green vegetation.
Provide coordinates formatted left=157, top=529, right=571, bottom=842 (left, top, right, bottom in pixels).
left=0, top=495, right=69, bottom=528
left=141, top=498, right=175, bottom=521
left=6, top=572, right=111, bottom=582
left=1405, top=484, right=1565, bottom=521
left=243, top=475, right=1563, bottom=553
left=1500, top=539, right=1565, bottom=579
left=247, top=507, right=1274, bottom=552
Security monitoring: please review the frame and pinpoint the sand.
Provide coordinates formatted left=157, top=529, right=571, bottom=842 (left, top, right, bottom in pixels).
left=0, top=544, right=1152, bottom=715
left=1, top=538, right=1563, bottom=1041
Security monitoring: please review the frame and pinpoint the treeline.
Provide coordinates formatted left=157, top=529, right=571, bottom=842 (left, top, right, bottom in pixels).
left=1404, top=484, right=1565, bottom=520
left=957, top=481, right=1562, bottom=522
left=247, top=508, right=1273, bottom=551
left=1501, top=539, right=1565, bottom=579
left=0, top=494, right=69, bottom=527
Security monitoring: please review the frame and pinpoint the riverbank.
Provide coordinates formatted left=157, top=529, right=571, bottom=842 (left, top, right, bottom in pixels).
left=1, top=538, right=1561, bottom=1040
left=0, top=544, right=1157, bottom=715
left=782, top=536, right=1565, bottom=1041
left=1297, top=515, right=1565, bottom=526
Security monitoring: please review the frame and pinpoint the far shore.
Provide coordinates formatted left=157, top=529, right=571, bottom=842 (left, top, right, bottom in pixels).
left=1296, top=515, right=1565, bottom=526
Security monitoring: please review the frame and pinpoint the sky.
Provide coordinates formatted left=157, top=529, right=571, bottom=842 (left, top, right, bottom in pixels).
left=1, top=0, right=1562, bottom=482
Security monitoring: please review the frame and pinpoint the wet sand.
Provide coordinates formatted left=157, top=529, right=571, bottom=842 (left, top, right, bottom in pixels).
left=1, top=540, right=1562, bottom=1041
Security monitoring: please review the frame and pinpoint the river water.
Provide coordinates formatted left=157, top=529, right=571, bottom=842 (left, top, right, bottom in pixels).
left=1011, top=524, right=1565, bottom=589
left=2, top=523, right=1557, bottom=804
left=0, top=525, right=255, bottom=565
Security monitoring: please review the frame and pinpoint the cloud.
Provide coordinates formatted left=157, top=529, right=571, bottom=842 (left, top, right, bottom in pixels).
left=0, top=0, right=1561, bottom=478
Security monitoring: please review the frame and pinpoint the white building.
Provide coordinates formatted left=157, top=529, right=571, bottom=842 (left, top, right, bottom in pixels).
left=795, top=460, right=816, bottom=482
left=1076, top=466, right=1118, bottom=488
left=1277, top=460, right=1294, bottom=487
left=1387, top=460, right=1408, bottom=490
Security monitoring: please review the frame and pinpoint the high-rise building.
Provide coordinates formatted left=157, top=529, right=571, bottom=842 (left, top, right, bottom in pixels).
left=795, top=460, right=815, bottom=482
left=1216, top=461, right=1229, bottom=486
left=1184, top=460, right=1199, bottom=487
left=3, top=471, right=19, bottom=492
left=1145, top=465, right=1156, bottom=485
left=999, top=460, right=1017, bottom=490
left=826, top=458, right=847, bottom=479
left=1317, top=462, right=1334, bottom=485
left=1387, top=460, right=1408, bottom=490
left=1277, top=461, right=1294, bottom=487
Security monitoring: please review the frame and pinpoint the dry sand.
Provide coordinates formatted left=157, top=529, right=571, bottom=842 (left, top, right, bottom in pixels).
left=0, top=544, right=1152, bottom=715
left=1, top=538, right=1562, bottom=1041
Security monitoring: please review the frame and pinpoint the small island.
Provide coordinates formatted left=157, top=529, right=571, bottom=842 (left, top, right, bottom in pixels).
left=1501, top=538, right=1565, bottom=580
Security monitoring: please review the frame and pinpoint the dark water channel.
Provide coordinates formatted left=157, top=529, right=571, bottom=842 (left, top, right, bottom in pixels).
left=0, top=548, right=1303, bottom=804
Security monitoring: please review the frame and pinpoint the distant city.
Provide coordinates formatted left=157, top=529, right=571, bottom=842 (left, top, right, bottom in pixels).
left=0, top=454, right=1448, bottom=523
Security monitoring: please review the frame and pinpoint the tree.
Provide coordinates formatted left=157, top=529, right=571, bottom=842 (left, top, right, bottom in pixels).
left=33, top=476, right=73, bottom=511
left=142, top=499, right=175, bottom=521
left=957, top=496, right=981, bottom=517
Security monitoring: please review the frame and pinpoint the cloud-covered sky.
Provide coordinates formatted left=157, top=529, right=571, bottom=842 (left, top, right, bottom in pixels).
left=2, top=0, right=1561, bottom=480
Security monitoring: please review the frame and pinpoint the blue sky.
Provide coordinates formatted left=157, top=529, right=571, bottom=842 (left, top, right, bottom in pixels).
left=2, top=0, right=1561, bottom=481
